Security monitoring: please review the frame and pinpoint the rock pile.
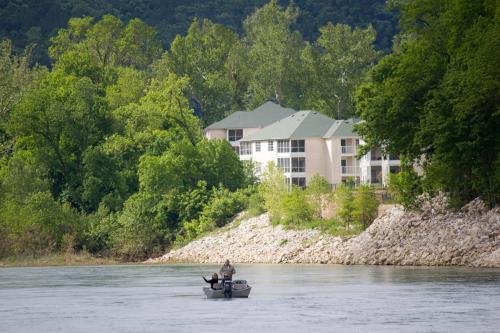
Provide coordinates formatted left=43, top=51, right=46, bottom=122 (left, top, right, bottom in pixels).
left=147, top=195, right=500, bottom=267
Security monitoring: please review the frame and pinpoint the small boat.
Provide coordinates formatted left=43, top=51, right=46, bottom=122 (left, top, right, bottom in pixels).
left=203, top=280, right=252, bottom=299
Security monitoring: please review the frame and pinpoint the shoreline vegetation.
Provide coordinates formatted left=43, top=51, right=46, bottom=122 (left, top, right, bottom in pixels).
left=1, top=1, right=498, bottom=267
left=0, top=252, right=122, bottom=267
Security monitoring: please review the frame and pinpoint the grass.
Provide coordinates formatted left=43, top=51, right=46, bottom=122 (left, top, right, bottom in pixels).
left=0, top=252, right=122, bottom=267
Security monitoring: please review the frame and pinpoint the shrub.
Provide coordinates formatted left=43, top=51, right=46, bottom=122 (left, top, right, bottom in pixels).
left=353, top=185, right=379, bottom=228
left=335, top=184, right=355, bottom=230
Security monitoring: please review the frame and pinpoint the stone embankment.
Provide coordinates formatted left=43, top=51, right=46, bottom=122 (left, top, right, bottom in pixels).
left=147, top=195, right=500, bottom=267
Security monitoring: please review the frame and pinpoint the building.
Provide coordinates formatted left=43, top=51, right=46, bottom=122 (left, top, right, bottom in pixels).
left=359, top=146, right=401, bottom=186
left=204, top=102, right=400, bottom=188
left=204, top=101, right=295, bottom=155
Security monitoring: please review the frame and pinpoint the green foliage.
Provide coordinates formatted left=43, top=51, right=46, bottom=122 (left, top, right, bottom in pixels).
left=335, top=185, right=356, bottom=230
left=163, top=19, right=240, bottom=124
left=356, top=0, right=500, bottom=206
left=0, top=0, right=397, bottom=66
left=353, top=185, right=379, bottom=228
left=306, top=174, right=332, bottom=218
left=273, top=187, right=314, bottom=227
left=301, top=23, right=379, bottom=118
left=388, top=161, right=424, bottom=209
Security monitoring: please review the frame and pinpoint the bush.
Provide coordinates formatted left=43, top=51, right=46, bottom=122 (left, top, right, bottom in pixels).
left=388, top=160, right=423, bottom=208
left=353, top=185, right=379, bottom=228
left=335, top=184, right=355, bottom=230
left=273, top=187, right=314, bottom=227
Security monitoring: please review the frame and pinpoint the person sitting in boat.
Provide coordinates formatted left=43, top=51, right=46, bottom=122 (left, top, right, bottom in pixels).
left=219, top=259, right=236, bottom=280
left=203, top=273, right=219, bottom=289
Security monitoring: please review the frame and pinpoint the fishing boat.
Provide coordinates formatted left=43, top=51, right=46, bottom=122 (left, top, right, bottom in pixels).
left=203, top=280, right=252, bottom=299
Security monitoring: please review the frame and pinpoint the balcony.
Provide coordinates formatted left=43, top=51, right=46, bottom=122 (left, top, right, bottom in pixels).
left=341, top=166, right=358, bottom=175
left=341, top=145, right=355, bottom=154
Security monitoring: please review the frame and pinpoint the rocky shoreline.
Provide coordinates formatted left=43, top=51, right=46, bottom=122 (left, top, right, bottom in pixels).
left=147, top=195, right=500, bottom=267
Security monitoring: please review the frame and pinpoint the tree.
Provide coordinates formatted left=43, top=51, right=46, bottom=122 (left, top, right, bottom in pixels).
left=353, top=185, right=379, bottom=228
left=0, top=40, right=37, bottom=157
left=163, top=19, right=240, bottom=124
left=336, top=184, right=355, bottom=230
left=306, top=174, right=332, bottom=218
left=355, top=0, right=499, bottom=206
left=302, top=23, right=379, bottom=118
left=9, top=70, right=111, bottom=209
left=242, top=0, right=304, bottom=108
left=49, top=15, right=161, bottom=73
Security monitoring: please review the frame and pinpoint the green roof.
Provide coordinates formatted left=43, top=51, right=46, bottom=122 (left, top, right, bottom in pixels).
left=204, top=101, right=296, bottom=130
left=322, top=118, right=360, bottom=138
left=241, top=112, right=360, bottom=141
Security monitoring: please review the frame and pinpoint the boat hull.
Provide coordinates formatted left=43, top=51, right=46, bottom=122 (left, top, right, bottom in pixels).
left=203, top=286, right=251, bottom=299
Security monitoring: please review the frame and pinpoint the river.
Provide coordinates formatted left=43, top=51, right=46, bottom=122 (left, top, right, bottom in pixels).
left=0, top=264, right=499, bottom=332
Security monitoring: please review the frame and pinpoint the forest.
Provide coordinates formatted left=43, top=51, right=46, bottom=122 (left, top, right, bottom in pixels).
left=0, top=0, right=398, bottom=65
left=0, top=0, right=498, bottom=262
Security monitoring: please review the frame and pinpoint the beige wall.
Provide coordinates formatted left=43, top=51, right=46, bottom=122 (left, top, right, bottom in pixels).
left=205, top=129, right=226, bottom=139
left=304, top=138, right=328, bottom=183
left=327, top=137, right=342, bottom=185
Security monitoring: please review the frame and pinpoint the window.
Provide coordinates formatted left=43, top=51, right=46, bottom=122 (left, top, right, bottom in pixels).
left=277, top=140, right=289, bottom=153
left=255, top=141, right=261, bottom=152
left=291, top=157, right=305, bottom=172
left=291, top=140, right=305, bottom=152
left=277, top=158, right=290, bottom=172
left=291, top=177, right=306, bottom=188
left=232, top=146, right=240, bottom=155
left=228, top=129, right=243, bottom=142
left=240, top=142, right=251, bottom=155
left=268, top=140, right=274, bottom=151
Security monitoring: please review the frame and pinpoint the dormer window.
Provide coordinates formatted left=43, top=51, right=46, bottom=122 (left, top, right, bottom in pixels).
left=228, top=129, right=243, bottom=142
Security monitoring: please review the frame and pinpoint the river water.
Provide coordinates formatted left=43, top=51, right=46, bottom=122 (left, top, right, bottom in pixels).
left=0, top=264, right=499, bottom=332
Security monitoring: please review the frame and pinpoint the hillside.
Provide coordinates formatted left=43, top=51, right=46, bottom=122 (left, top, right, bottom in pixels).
left=0, top=0, right=397, bottom=65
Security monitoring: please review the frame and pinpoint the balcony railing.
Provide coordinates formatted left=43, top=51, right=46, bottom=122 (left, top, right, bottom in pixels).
left=341, top=145, right=355, bottom=154
left=341, top=166, right=358, bottom=174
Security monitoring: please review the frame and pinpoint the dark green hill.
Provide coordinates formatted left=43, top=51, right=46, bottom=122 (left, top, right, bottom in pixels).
left=0, top=0, right=397, bottom=65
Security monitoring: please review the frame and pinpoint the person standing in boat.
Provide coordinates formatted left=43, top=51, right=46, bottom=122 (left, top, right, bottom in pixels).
left=203, top=273, right=219, bottom=289
left=220, top=260, right=236, bottom=298
left=220, top=259, right=236, bottom=280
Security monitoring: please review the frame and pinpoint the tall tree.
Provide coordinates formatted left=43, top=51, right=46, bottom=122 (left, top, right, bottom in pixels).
left=242, top=0, right=304, bottom=108
left=302, top=23, right=379, bottom=118
left=0, top=40, right=37, bottom=157
left=162, top=19, right=240, bottom=125
left=355, top=0, right=500, bottom=205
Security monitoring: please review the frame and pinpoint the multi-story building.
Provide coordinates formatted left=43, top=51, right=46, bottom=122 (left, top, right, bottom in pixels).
left=205, top=102, right=400, bottom=188
left=204, top=101, right=295, bottom=155
left=359, top=146, right=401, bottom=186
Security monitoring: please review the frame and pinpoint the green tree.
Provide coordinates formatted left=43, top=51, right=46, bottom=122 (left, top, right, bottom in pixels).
left=242, top=0, right=304, bottom=108
left=336, top=184, right=355, bottom=230
left=306, top=174, right=332, bottom=218
left=302, top=23, right=379, bottom=118
left=0, top=40, right=37, bottom=157
left=353, top=185, right=379, bottom=228
left=356, top=0, right=499, bottom=206
left=9, top=70, right=111, bottom=208
left=162, top=19, right=240, bottom=124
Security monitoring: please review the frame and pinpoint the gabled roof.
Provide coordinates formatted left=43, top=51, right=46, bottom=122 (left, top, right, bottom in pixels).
left=240, top=112, right=360, bottom=141
left=323, top=118, right=360, bottom=138
left=204, top=101, right=296, bottom=130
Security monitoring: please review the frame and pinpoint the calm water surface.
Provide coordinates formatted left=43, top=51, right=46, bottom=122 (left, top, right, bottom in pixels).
left=0, top=264, right=499, bottom=332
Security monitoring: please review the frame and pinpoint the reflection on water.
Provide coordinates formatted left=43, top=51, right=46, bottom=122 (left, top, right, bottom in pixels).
left=0, top=264, right=499, bottom=333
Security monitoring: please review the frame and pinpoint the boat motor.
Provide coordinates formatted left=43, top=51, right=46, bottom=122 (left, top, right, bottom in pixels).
left=223, top=279, right=232, bottom=298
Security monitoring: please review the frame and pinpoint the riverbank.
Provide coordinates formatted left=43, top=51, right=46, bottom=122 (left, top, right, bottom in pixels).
left=0, top=253, right=122, bottom=267
left=147, top=195, right=500, bottom=267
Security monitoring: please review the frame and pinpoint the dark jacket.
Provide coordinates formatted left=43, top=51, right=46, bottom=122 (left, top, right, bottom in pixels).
left=203, top=277, right=219, bottom=289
